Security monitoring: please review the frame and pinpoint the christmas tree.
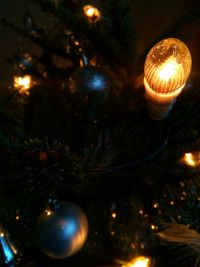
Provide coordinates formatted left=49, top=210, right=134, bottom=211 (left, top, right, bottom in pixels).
left=1, top=0, right=200, bottom=266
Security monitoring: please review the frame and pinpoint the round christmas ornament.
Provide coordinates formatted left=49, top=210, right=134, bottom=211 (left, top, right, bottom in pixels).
left=35, top=201, right=89, bottom=259
left=68, top=65, right=110, bottom=98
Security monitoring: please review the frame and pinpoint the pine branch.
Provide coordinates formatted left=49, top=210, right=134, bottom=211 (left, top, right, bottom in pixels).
left=1, top=18, right=67, bottom=58
left=101, top=0, right=138, bottom=69
left=30, top=0, right=138, bottom=69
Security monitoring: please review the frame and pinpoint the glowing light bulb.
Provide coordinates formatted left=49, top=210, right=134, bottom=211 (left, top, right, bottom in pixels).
left=122, top=256, right=152, bottom=267
left=180, top=152, right=200, bottom=167
left=111, top=212, right=117, bottom=219
left=158, top=60, right=179, bottom=81
left=144, top=38, right=192, bottom=120
left=14, top=75, right=32, bottom=95
left=83, top=5, right=101, bottom=23
left=184, top=153, right=196, bottom=167
left=45, top=209, right=53, bottom=216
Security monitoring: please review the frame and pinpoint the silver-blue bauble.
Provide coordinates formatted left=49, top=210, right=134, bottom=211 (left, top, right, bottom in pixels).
left=35, top=201, right=88, bottom=259
left=68, top=65, right=110, bottom=97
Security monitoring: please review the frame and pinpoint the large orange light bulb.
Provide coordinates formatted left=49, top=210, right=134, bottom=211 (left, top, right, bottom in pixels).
left=144, top=38, right=192, bottom=120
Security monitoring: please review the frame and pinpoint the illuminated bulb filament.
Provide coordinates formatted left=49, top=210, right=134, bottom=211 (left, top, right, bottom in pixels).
left=158, top=60, right=179, bottom=81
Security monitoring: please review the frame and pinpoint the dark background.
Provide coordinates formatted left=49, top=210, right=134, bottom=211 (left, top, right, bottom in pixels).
left=0, top=0, right=190, bottom=82
left=0, top=1, right=200, bottom=267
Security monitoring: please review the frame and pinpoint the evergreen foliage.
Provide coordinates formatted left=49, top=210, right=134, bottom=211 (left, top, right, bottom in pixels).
left=1, top=0, right=200, bottom=266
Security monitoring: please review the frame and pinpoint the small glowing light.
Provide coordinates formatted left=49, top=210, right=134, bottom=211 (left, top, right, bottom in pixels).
left=170, top=201, right=175, bottom=206
left=144, top=38, right=192, bottom=120
left=15, top=215, right=20, bottom=220
left=112, top=212, right=117, bottom=219
left=14, top=75, right=32, bottom=95
left=139, top=209, right=144, bottom=215
left=45, top=209, right=52, bottom=216
left=110, top=231, right=115, bottom=236
left=79, top=59, right=84, bottom=67
left=184, top=153, right=196, bottom=166
left=83, top=5, right=101, bottom=23
left=140, top=243, right=145, bottom=249
left=131, top=243, right=136, bottom=250
left=74, top=41, right=80, bottom=46
left=153, top=202, right=159, bottom=208
left=13, top=248, right=18, bottom=254
left=180, top=152, right=200, bottom=167
left=0, top=232, right=4, bottom=237
left=198, top=196, right=200, bottom=201
left=122, top=256, right=152, bottom=267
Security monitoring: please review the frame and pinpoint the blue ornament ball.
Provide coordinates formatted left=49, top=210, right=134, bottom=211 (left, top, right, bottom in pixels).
left=35, top=201, right=89, bottom=259
left=68, top=65, right=110, bottom=97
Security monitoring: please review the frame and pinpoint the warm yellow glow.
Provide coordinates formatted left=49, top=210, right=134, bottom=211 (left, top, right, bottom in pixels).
left=158, top=59, right=179, bottom=81
left=13, top=248, right=18, bottom=254
left=14, top=75, right=32, bottom=94
left=86, top=7, right=95, bottom=17
left=74, top=41, right=80, bottom=46
left=83, top=5, right=101, bottom=22
left=151, top=224, right=158, bottom=230
left=0, top=232, right=4, bottom=237
left=122, top=256, right=152, bottom=267
left=153, top=203, right=159, bottom=208
left=45, top=209, right=52, bottom=216
left=139, top=209, right=144, bottom=215
left=183, top=153, right=196, bottom=167
left=112, top=212, right=117, bottom=219
left=180, top=152, right=200, bottom=167
left=144, top=38, right=192, bottom=95
left=144, top=38, right=192, bottom=120
left=15, top=215, right=20, bottom=220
